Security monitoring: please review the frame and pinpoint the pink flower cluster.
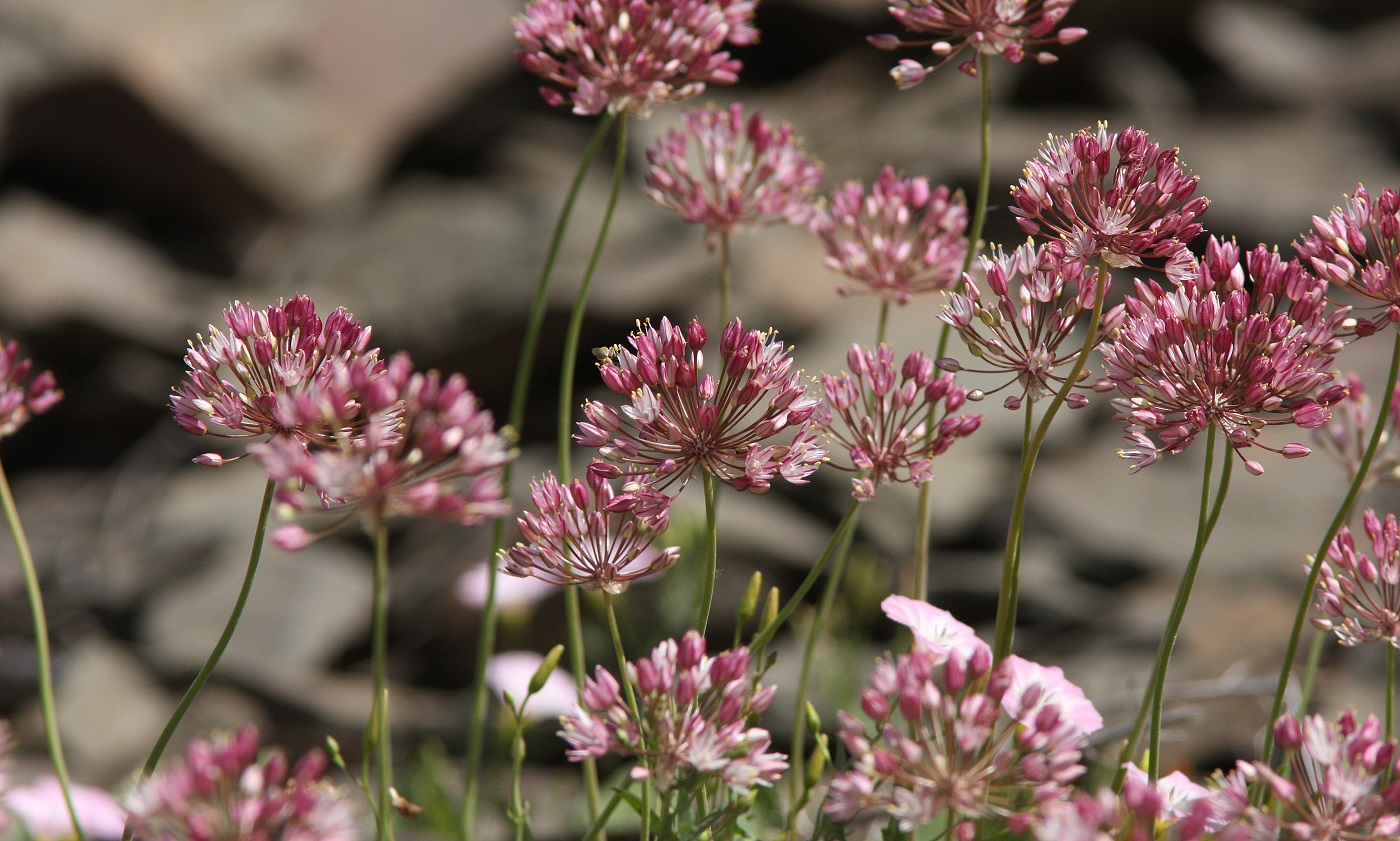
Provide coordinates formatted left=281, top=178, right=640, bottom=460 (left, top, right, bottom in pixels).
left=513, top=0, right=757, bottom=116
left=124, top=726, right=357, bottom=841
left=816, top=344, right=982, bottom=500
left=1314, top=508, right=1400, bottom=647
left=0, top=340, right=60, bottom=440
left=1296, top=185, right=1400, bottom=337
left=644, top=103, right=823, bottom=249
left=577, top=317, right=825, bottom=494
left=559, top=630, right=787, bottom=793
left=826, top=597, right=1101, bottom=835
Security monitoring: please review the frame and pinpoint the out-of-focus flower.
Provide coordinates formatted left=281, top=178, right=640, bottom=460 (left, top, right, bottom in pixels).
left=815, top=344, right=981, bottom=500
left=513, top=0, right=757, bottom=117
left=486, top=651, right=578, bottom=721
left=825, top=636, right=1099, bottom=835
left=881, top=595, right=989, bottom=663
left=170, top=296, right=378, bottom=467
left=1313, top=373, right=1400, bottom=488
left=938, top=239, right=1119, bottom=410
left=1296, top=184, right=1400, bottom=337
left=124, top=726, right=358, bottom=841
left=255, top=353, right=514, bottom=549
left=1030, top=768, right=1213, bottom=841
left=455, top=563, right=555, bottom=612
left=1010, top=123, right=1207, bottom=270
left=644, top=103, right=823, bottom=249
left=500, top=463, right=679, bottom=594
left=1099, top=237, right=1349, bottom=475
left=6, top=776, right=125, bottom=840
left=1314, top=508, right=1400, bottom=647
left=870, top=0, right=1087, bottom=86
left=0, top=340, right=61, bottom=440
left=559, top=630, right=786, bottom=793
left=809, top=166, right=968, bottom=304
left=577, top=317, right=826, bottom=494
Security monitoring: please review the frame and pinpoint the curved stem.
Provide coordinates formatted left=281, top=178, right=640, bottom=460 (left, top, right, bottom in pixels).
left=719, top=232, right=732, bottom=327
left=1262, top=330, right=1400, bottom=769
left=992, top=258, right=1109, bottom=662
left=747, top=500, right=863, bottom=654
left=0, top=457, right=86, bottom=841
left=370, top=518, right=395, bottom=841
left=581, top=782, right=634, bottom=841
left=462, top=113, right=615, bottom=841
left=695, top=472, right=719, bottom=634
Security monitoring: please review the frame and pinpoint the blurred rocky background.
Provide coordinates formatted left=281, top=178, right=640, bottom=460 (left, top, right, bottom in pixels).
left=0, top=0, right=1398, bottom=836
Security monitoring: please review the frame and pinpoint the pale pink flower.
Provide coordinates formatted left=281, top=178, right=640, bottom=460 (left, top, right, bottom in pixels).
left=881, top=595, right=990, bottom=663
left=1313, top=508, right=1400, bottom=647
left=1030, top=769, right=1214, bottom=841
left=1296, top=184, right=1400, bottom=337
left=810, top=166, right=968, bottom=304
left=455, top=563, right=555, bottom=611
left=1099, top=237, right=1349, bottom=475
left=870, top=0, right=1087, bottom=86
left=6, top=776, right=125, bottom=840
left=1010, top=123, right=1207, bottom=270
left=577, top=317, right=826, bottom=494
left=513, top=0, right=756, bottom=117
left=1313, top=373, right=1400, bottom=489
left=486, top=651, right=578, bottom=721
left=0, top=340, right=61, bottom=440
left=1001, top=655, right=1103, bottom=737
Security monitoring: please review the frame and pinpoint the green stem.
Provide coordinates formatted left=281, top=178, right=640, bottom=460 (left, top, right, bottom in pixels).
left=747, top=500, right=863, bottom=654
left=695, top=472, right=719, bottom=634
left=719, top=232, right=732, bottom=327
left=1262, top=330, right=1400, bottom=769
left=992, top=258, right=1109, bottom=662
left=462, top=113, right=615, bottom=841
left=876, top=300, right=890, bottom=346
left=1296, top=629, right=1326, bottom=715
left=370, top=518, right=395, bottom=841
left=581, top=782, right=633, bottom=841
left=0, top=457, right=86, bottom=841
left=1389, top=646, right=1395, bottom=743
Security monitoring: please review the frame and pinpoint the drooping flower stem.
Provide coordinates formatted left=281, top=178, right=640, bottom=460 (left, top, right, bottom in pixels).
left=992, top=259, right=1109, bottom=662
left=1263, top=330, right=1400, bottom=769
left=719, top=231, right=732, bottom=326
left=0, top=457, right=86, bottom=841
left=369, top=517, right=395, bottom=841
left=747, top=499, right=863, bottom=654
left=695, top=472, right=720, bottom=634
left=462, top=113, right=615, bottom=841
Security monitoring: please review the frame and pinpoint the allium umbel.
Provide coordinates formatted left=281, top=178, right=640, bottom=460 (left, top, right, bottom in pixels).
left=643, top=103, right=823, bottom=248
left=815, top=344, right=982, bottom=500
left=810, top=166, right=968, bottom=304
left=513, top=0, right=757, bottom=117
left=1010, top=123, right=1207, bottom=270
left=1296, top=184, right=1400, bottom=337
left=558, top=630, right=786, bottom=793
left=939, top=239, right=1118, bottom=410
left=1100, top=237, right=1348, bottom=475
left=1313, top=509, right=1400, bottom=647
left=1313, top=373, right=1400, bottom=488
left=870, top=0, right=1087, bottom=86
left=124, top=726, right=357, bottom=841
left=577, top=317, right=826, bottom=493
left=0, top=341, right=60, bottom=439
left=501, top=463, right=679, bottom=593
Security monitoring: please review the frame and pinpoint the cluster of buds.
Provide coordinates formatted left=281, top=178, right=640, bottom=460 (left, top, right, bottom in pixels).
left=1313, top=508, right=1400, bottom=647
left=0, top=340, right=61, bottom=440
left=816, top=344, right=982, bottom=500
left=559, top=630, right=787, bottom=793
left=1313, top=373, right=1400, bottom=488
left=1296, top=184, right=1400, bottom=337
left=1030, top=766, right=1212, bottom=841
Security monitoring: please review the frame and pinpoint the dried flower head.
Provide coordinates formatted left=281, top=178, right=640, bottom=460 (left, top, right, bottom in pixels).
left=1099, top=237, right=1349, bottom=475
left=513, top=0, right=757, bottom=117
left=0, top=341, right=60, bottom=441
left=1313, top=509, right=1400, bottom=647
left=124, top=726, right=357, bottom=841
left=810, top=166, right=968, bottom=304
left=500, top=462, right=679, bottom=593
left=577, top=317, right=826, bottom=493
left=938, top=239, right=1118, bottom=410
left=644, top=103, right=823, bottom=249
left=1296, top=185, right=1400, bottom=337
left=255, top=353, right=514, bottom=548
left=1010, top=123, right=1207, bottom=270
left=559, top=630, right=786, bottom=793
left=815, top=344, right=982, bottom=500
left=870, top=0, right=1087, bottom=86
left=1313, top=373, right=1400, bottom=489
left=171, top=296, right=378, bottom=467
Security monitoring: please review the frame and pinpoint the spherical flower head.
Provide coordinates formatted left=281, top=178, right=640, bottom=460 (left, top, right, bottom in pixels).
left=1313, top=373, right=1400, bottom=489
left=558, top=630, right=786, bottom=793
left=1100, top=237, right=1350, bottom=475
left=500, top=462, right=680, bottom=594
left=255, top=352, right=515, bottom=549
left=644, top=103, right=823, bottom=249
left=1313, top=509, right=1400, bottom=647
left=810, top=166, right=968, bottom=304
left=870, top=0, right=1087, bottom=86
left=6, top=776, right=126, bottom=841
left=1296, top=185, right=1400, bottom=337
left=825, top=643, right=1096, bottom=835
left=1011, top=123, right=1208, bottom=270
left=577, top=317, right=827, bottom=493
left=938, top=238, right=1119, bottom=410
left=170, top=296, right=378, bottom=466
left=814, top=344, right=982, bottom=500
left=124, top=726, right=358, bottom=841
left=0, top=340, right=61, bottom=440
left=513, top=0, right=757, bottom=117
